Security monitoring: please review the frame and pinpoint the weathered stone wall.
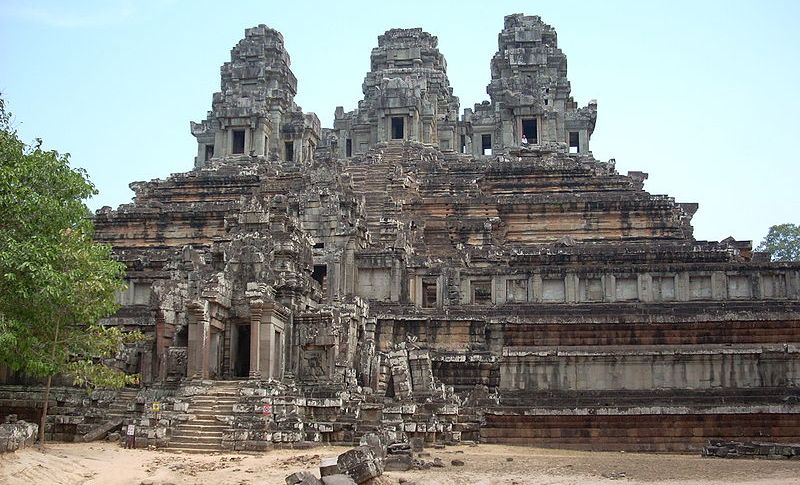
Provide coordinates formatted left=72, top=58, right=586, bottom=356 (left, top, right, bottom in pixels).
left=482, top=408, right=800, bottom=452
left=5, top=15, right=796, bottom=454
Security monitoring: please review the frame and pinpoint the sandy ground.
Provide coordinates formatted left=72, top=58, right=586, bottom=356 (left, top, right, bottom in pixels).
left=1, top=442, right=799, bottom=485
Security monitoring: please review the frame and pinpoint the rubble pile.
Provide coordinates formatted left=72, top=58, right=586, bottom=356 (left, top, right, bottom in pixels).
left=702, top=440, right=800, bottom=460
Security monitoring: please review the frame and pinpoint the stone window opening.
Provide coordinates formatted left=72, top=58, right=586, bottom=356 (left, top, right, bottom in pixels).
left=232, top=130, right=246, bottom=154
left=313, top=242, right=325, bottom=249
left=346, top=138, right=352, bottom=157
left=285, top=141, right=294, bottom=161
left=204, top=144, right=214, bottom=161
left=460, top=134, right=467, bottom=154
left=391, top=117, right=404, bottom=140
left=472, top=280, right=492, bottom=305
left=312, top=264, right=327, bottom=286
left=569, top=131, right=580, bottom=154
left=175, top=326, right=188, bottom=347
left=422, top=280, right=437, bottom=308
left=481, top=134, right=492, bottom=155
left=264, top=136, right=269, bottom=156
left=522, top=119, right=538, bottom=144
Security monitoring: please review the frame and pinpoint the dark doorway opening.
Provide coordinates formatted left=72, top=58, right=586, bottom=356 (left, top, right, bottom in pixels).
left=569, top=131, right=580, bottom=153
left=232, top=130, right=245, bottom=154
left=234, top=324, right=250, bottom=378
left=346, top=138, right=352, bottom=157
left=391, top=117, right=404, bottom=140
left=385, top=375, right=395, bottom=398
left=460, top=134, right=466, bottom=153
left=422, top=280, right=437, bottom=308
left=175, top=326, right=188, bottom=347
left=311, top=264, right=328, bottom=292
left=522, top=119, right=538, bottom=144
left=204, top=144, right=214, bottom=161
left=285, top=141, right=294, bottom=161
left=472, top=281, right=492, bottom=305
left=481, top=134, right=492, bottom=155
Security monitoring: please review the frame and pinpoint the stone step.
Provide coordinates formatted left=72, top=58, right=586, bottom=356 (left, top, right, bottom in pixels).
left=171, top=433, right=224, bottom=444
left=168, top=440, right=223, bottom=451
left=182, top=417, right=229, bottom=424
left=172, top=426, right=226, bottom=435
left=178, top=423, right=229, bottom=431
left=166, top=445, right=222, bottom=454
left=190, top=407, right=235, bottom=413
left=189, top=406, right=235, bottom=413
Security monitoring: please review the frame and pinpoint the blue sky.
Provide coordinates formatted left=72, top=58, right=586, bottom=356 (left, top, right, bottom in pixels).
left=1, top=0, right=798, bottom=245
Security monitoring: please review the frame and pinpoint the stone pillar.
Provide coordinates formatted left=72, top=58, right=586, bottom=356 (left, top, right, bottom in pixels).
left=391, top=256, right=403, bottom=303
left=261, top=317, right=272, bottom=379
left=676, top=272, right=690, bottom=301
left=264, top=319, right=276, bottom=379
left=254, top=122, right=266, bottom=156
left=494, top=276, right=504, bottom=304
left=603, top=275, right=616, bottom=302
left=186, top=301, right=210, bottom=379
left=565, top=273, right=578, bottom=303
left=199, top=318, right=210, bottom=380
left=249, top=304, right=263, bottom=379
left=531, top=274, right=543, bottom=302
left=214, top=129, right=226, bottom=157
left=638, top=274, right=653, bottom=302
left=711, top=271, right=727, bottom=300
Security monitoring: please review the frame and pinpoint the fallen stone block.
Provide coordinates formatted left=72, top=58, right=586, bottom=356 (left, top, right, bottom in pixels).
left=81, top=418, right=122, bottom=442
left=359, top=432, right=387, bottom=460
left=451, top=459, right=465, bottom=466
left=384, top=454, right=413, bottom=472
left=320, top=456, right=339, bottom=477
left=286, top=471, right=324, bottom=485
left=363, top=477, right=400, bottom=485
left=0, top=420, right=38, bottom=453
left=337, top=445, right=383, bottom=483
left=322, top=475, right=357, bottom=485
left=387, top=442, right=411, bottom=455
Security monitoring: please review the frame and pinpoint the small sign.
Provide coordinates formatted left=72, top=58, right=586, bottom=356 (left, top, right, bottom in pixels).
left=151, top=401, right=161, bottom=413
left=262, top=403, right=272, bottom=415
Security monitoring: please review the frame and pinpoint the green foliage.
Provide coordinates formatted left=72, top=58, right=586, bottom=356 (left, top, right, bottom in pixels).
left=756, top=224, right=800, bottom=262
left=0, top=96, right=139, bottom=389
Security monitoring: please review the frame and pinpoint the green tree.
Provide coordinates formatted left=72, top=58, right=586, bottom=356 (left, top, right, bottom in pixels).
left=0, top=97, right=139, bottom=445
left=756, top=223, right=800, bottom=262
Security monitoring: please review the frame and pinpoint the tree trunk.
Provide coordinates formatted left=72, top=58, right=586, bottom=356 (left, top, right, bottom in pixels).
left=38, top=373, right=52, bottom=446
left=38, top=321, right=60, bottom=448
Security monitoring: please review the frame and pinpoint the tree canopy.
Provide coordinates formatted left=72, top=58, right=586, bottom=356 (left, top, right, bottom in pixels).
left=0, top=96, right=137, bottom=390
left=756, top=223, right=800, bottom=262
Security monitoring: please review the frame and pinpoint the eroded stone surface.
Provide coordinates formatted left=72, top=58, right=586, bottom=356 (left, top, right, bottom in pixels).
left=2, top=13, right=799, bottom=453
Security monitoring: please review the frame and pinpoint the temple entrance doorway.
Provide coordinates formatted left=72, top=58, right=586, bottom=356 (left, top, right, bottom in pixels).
left=391, top=117, right=404, bottom=140
left=234, top=324, right=251, bottom=378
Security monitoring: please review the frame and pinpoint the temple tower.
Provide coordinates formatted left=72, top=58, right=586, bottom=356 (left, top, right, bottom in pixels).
left=463, top=14, right=597, bottom=156
left=333, top=28, right=460, bottom=157
left=191, top=25, right=320, bottom=166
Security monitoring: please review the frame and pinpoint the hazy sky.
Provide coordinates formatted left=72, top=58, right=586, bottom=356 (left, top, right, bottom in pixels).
left=2, top=0, right=798, bottom=245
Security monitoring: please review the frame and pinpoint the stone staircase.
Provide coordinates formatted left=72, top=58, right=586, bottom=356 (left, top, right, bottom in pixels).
left=346, top=142, right=424, bottom=249
left=168, top=382, right=240, bottom=453
left=107, top=388, right=139, bottom=421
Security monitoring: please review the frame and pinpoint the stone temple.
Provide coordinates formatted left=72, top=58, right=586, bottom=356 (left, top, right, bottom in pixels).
left=2, top=14, right=799, bottom=453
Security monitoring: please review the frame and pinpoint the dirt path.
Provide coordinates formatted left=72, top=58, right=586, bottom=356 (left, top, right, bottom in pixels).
left=1, top=442, right=798, bottom=485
